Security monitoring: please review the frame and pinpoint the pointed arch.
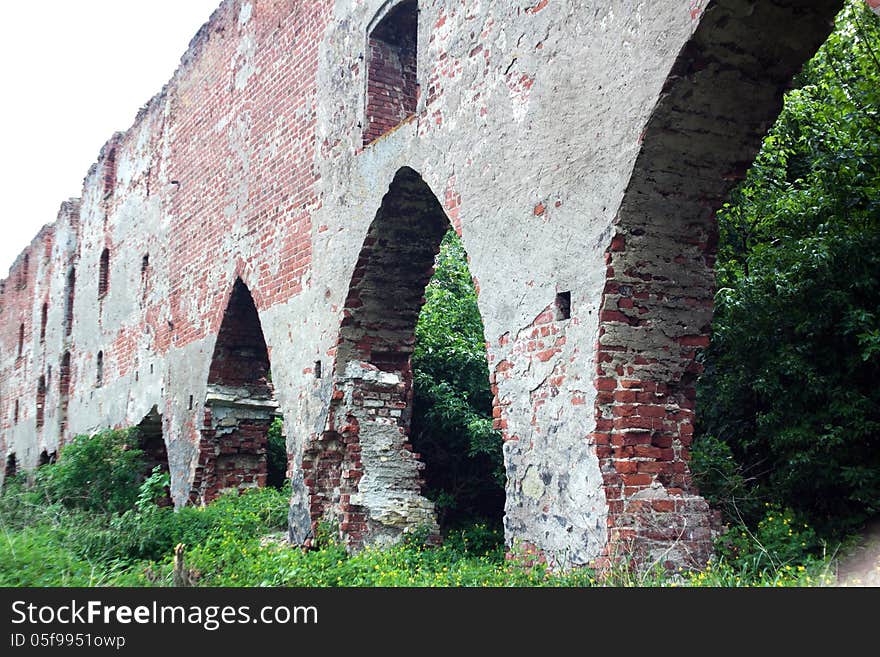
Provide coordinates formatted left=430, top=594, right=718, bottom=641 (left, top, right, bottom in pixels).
left=306, top=167, right=495, bottom=547
left=335, top=167, right=451, bottom=374
left=191, top=279, right=277, bottom=504
left=134, top=405, right=171, bottom=506
left=593, top=0, right=845, bottom=568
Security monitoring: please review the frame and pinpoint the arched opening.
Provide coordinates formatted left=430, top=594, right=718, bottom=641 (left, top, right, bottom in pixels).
left=38, top=450, right=56, bottom=467
left=410, top=230, right=504, bottom=534
left=4, top=453, right=16, bottom=479
left=593, top=0, right=848, bottom=568
left=191, top=279, right=279, bottom=504
left=39, top=302, right=48, bottom=343
left=98, top=248, right=110, bottom=299
left=103, top=147, right=117, bottom=199
left=305, top=167, right=500, bottom=547
left=64, top=267, right=75, bottom=337
left=19, top=254, right=29, bottom=289
left=96, top=351, right=104, bottom=387
left=59, top=352, right=71, bottom=435
left=364, top=0, right=419, bottom=144
left=134, top=406, right=171, bottom=506
left=140, top=254, right=150, bottom=303
left=36, top=375, right=46, bottom=430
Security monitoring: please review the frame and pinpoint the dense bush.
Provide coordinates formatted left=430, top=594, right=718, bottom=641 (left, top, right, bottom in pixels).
left=40, top=429, right=146, bottom=514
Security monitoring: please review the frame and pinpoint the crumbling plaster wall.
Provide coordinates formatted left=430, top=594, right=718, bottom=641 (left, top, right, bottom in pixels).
left=0, top=0, right=849, bottom=569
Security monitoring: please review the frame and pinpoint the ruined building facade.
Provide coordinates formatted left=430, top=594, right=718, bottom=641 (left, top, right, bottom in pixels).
left=0, top=0, right=859, bottom=570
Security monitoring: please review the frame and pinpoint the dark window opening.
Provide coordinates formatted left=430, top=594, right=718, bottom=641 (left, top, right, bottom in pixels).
left=38, top=450, right=57, bottom=467
left=96, top=351, right=104, bottom=387
left=64, top=267, right=76, bottom=337
left=98, top=249, right=110, bottom=299
left=364, top=0, right=419, bottom=144
left=13, top=400, right=19, bottom=424
left=17, top=323, right=24, bottom=358
left=36, top=375, right=46, bottom=429
left=103, top=147, right=117, bottom=199
left=59, top=352, right=71, bottom=435
left=40, top=302, right=48, bottom=343
left=314, top=360, right=322, bottom=379
left=555, top=291, right=572, bottom=321
left=141, top=254, right=150, bottom=301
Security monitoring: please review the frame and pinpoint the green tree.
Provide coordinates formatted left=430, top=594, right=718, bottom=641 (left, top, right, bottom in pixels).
left=411, top=230, right=504, bottom=531
left=694, top=0, right=880, bottom=537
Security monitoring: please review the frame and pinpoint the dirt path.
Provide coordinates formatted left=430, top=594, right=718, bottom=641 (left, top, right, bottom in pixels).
left=835, top=518, right=880, bottom=587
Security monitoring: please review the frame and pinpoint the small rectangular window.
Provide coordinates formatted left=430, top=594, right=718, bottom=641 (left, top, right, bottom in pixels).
left=555, top=291, right=572, bottom=321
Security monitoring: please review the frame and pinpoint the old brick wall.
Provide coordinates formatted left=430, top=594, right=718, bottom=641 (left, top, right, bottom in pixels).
left=0, top=0, right=849, bottom=571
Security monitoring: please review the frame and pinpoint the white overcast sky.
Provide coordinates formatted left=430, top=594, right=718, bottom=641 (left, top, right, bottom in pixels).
left=0, top=0, right=222, bottom=279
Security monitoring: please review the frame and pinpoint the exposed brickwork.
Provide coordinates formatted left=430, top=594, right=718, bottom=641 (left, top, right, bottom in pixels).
left=0, top=0, right=853, bottom=571
left=593, top=0, right=843, bottom=570
left=364, top=0, right=418, bottom=144
left=305, top=167, right=446, bottom=546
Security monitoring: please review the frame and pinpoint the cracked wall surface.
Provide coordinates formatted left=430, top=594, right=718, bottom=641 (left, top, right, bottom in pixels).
left=0, top=0, right=847, bottom=570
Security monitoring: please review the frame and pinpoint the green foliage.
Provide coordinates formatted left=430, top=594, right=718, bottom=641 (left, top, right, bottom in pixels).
left=696, top=0, right=880, bottom=538
left=44, top=429, right=147, bottom=514
left=411, top=230, right=504, bottom=530
left=136, top=466, right=171, bottom=512
left=689, top=435, right=755, bottom=520
left=715, top=506, right=823, bottom=571
left=0, top=460, right=835, bottom=587
left=266, top=417, right=288, bottom=489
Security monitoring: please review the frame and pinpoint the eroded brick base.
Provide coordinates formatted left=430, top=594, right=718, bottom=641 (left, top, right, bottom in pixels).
left=305, top=361, right=437, bottom=548
left=191, top=389, right=273, bottom=504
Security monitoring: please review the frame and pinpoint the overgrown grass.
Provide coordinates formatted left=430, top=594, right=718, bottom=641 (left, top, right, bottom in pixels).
left=0, top=430, right=843, bottom=588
